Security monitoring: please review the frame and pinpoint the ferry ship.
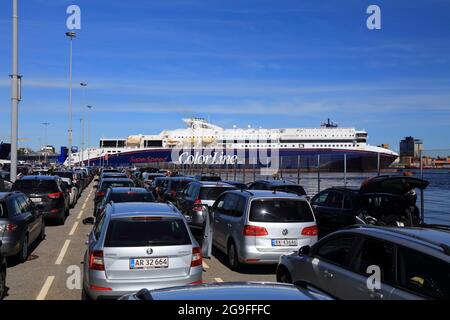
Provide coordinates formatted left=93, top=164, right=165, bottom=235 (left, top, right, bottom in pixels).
left=67, top=118, right=398, bottom=171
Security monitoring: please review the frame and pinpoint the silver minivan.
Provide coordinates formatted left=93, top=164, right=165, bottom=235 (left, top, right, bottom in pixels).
left=82, top=202, right=202, bottom=300
left=212, top=190, right=318, bottom=270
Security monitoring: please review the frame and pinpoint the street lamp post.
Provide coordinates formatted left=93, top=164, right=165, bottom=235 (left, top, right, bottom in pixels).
left=42, top=122, right=50, bottom=164
left=80, top=82, right=87, bottom=166
left=87, top=105, right=92, bottom=166
left=66, top=31, right=76, bottom=168
left=10, top=0, right=21, bottom=182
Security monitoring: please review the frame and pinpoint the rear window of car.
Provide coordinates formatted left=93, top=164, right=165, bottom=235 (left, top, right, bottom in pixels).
left=200, top=176, right=221, bottom=181
left=13, top=179, right=59, bottom=193
left=273, top=185, right=306, bottom=196
left=53, top=172, right=73, bottom=179
left=100, top=181, right=134, bottom=191
left=110, top=192, right=155, bottom=203
left=104, top=218, right=191, bottom=247
left=249, top=199, right=314, bottom=223
left=200, top=187, right=235, bottom=200
left=170, top=180, right=193, bottom=191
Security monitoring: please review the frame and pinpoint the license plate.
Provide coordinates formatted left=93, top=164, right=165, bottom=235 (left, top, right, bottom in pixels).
left=129, top=257, right=169, bottom=269
left=272, top=239, right=298, bottom=246
left=31, top=198, right=42, bottom=203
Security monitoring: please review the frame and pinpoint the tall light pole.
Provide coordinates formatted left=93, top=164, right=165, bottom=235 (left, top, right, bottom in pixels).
left=66, top=31, right=76, bottom=168
left=42, top=122, right=50, bottom=163
left=80, top=82, right=87, bottom=166
left=87, top=105, right=92, bottom=166
left=10, top=0, right=21, bottom=182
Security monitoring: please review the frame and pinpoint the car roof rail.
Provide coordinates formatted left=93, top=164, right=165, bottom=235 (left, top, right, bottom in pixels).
left=166, top=201, right=179, bottom=213
left=349, top=224, right=450, bottom=256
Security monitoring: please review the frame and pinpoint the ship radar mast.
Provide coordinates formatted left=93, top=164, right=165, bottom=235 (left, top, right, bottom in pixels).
left=321, top=118, right=338, bottom=128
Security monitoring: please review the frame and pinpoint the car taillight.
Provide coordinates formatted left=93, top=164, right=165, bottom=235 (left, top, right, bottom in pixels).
left=243, top=225, right=268, bottom=236
left=301, top=226, right=318, bottom=236
left=170, top=190, right=177, bottom=196
left=48, top=192, right=62, bottom=199
left=96, top=191, right=105, bottom=197
left=89, top=250, right=105, bottom=270
left=193, top=199, right=203, bottom=212
left=0, top=224, right=18, bottom=232
left=191, top=247, right=202, bottom=267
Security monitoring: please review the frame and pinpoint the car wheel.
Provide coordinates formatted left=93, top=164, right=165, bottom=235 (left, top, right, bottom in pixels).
left=39, top=221, right=46, bottom=242
left=81, top=287, right=93, bottom=300
left=0, top=267, right=6, bottom=300
left=276, top=267, right=292, bottom=284
left=57, top=211, right=66, bottom=225
left=227, top=242, right=240, bottom=271
left=17, top=235, right=29, bottom=263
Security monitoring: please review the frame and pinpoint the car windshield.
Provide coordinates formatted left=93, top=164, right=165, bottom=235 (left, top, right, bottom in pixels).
left=200, top=187, right=235, bottom=200
left=104, top=218, right=191, bottom=247
left=273, top=185, right=306, bottom=196
left=249, top=199, right=314, bottom=223
left=110, top=192, right=155, bottom=203
left=100, top=181, right=133, bottom=191
left=13, top=180, right=59, bottom=193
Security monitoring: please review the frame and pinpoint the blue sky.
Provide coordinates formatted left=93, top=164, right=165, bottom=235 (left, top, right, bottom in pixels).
left=0, top=0, right=450, bottom=152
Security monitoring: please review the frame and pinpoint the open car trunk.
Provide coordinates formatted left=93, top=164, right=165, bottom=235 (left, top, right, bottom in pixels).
left=357, top=176, right=429, bottom=227
left=359, top=176, right=429, bottom=195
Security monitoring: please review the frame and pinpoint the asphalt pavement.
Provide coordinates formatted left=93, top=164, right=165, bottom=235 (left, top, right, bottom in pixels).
left=4, top=182, right=275, bottom=300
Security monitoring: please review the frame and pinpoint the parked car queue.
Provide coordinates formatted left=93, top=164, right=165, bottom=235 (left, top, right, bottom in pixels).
left=83, top=167, right=449, bottom=300
left=0, top=165, right=97, bottom=300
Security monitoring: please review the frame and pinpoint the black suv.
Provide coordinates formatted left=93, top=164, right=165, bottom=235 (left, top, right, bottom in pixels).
left=160, top=177, right=196, bottom=202
left=248, top=180, right=307, bottom=196
left=310, top=175, right=429, bottom=238
left=12, top=176, right=70, bottom=225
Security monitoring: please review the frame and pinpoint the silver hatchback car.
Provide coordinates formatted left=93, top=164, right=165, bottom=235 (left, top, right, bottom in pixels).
left=82, top=202, right=202, bottom=300
left=212, top=190, right=318, bottom=270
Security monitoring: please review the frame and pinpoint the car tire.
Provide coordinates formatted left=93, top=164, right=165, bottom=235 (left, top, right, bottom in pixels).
left=276, top=266, right=292, bottom=284
left=39, top=221, right=46, bottom=242
left=16, top=235, right=29, bottom=263
left=57, top=211, right=65, bottom=225
left=81, top=287, right=93, bottom=300
left=0, top=267, right=6, bottom=300
left=227, top=242, right=240, bottom=271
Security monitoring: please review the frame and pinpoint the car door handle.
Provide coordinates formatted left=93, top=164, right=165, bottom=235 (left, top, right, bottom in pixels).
left=323, top=270, right=334, bottom=279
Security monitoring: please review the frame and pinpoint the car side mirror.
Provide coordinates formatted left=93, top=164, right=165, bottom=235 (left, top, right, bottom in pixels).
left=82, top=217, right=95, bottom=225
left=298, top=245, right=311, bottom=256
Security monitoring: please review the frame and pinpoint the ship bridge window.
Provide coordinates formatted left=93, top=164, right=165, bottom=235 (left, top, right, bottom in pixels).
left=144, top=140, right=163, bottom=147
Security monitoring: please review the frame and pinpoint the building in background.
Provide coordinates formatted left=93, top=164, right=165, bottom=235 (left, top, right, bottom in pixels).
left=399, top=136, right=423, bottom=165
